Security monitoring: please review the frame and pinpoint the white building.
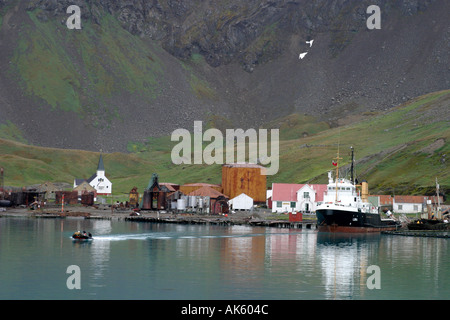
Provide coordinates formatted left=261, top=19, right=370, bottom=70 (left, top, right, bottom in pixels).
left=74, top=154, right=112, bottom=195
left=271, top=183, right=327, bottom=213
left=393, top=196, right=425, bottom=214
left=229, top=193, right=254, bottom=211
left=296, top=184, right=318, bottom=212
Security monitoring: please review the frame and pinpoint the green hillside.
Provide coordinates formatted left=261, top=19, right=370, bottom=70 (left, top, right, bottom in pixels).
left=0, top=90, right=448, bottom=198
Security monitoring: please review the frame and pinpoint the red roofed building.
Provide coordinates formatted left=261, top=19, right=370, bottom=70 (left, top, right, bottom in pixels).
left=271, top=183, right=328, bottom=213
left=370, top=195, right=444, bottom=214
left=393, top=195, right=426, bottom=213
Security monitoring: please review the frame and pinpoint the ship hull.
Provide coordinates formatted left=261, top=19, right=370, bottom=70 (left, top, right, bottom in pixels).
left=316, top=208, right=398, bottom=233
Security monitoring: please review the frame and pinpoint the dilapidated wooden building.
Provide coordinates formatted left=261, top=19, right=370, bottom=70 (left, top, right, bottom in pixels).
left=141, top=173, right=172, bottom=210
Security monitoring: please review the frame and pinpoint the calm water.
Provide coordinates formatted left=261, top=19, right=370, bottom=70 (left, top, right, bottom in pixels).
left=0, top=217, right=448, bottom=300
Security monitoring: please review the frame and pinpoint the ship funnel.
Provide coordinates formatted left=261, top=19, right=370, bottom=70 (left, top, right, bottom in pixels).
left=361, top=181, right=369, bottom=203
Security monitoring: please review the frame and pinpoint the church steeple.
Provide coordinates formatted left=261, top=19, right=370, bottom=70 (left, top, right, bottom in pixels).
left=97, top=153, right=105, bottom=172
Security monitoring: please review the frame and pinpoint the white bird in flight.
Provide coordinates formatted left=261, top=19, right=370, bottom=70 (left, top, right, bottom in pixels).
left=299, top=52, right=308, bottom=59
left=306, top=39, right=314, bottom=47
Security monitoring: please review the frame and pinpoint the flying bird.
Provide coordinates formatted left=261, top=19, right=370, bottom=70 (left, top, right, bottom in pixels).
left=306, top=39, right=314, bottom=47
left=299, top=52, right=308, bottom=59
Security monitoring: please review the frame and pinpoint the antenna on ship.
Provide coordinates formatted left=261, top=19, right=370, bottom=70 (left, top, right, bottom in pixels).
left=0, top=167, right=4, bottom=200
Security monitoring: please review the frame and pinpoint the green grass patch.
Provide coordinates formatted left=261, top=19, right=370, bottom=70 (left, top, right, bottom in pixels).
left=0, top=121, right=28, bottom=144
left=12, top=11, right=82, bottom=112
left=10, top=9, right=165, bottom=121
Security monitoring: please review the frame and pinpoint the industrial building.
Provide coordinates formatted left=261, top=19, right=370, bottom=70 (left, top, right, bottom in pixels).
left=186, top=186, right=229, bottom=214
left=141, top=173, right=172, bottom=210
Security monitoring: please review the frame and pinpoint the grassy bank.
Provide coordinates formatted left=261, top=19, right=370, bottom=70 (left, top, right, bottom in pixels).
left=0, top=90, right=448, bottom=199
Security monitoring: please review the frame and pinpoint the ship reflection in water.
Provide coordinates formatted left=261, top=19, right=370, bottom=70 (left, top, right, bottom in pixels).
left=316, top=233, right=381, bottom=299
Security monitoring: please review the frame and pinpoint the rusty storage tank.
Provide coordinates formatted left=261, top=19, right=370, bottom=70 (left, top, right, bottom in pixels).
left=81, top=192, right=95, bottom=206
left=141, top=188, right=167, bottom=210
left=55, top=191, right=78, bottom=205
left=141, top=190, right=152, bottom=210
left=221, top=163, right=267, bottom=203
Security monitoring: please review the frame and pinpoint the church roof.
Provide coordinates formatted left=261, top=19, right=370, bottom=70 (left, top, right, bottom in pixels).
left=86, top=173, right=97, bottom=183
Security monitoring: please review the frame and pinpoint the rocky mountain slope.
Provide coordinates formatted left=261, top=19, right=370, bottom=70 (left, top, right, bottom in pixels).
left=0, top=0, right=449, bottom=152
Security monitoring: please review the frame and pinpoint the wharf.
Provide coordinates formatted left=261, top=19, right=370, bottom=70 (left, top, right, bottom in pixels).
left=0, top=207, right=317, bottom=229
left=125, top=215, right=317, bottom=229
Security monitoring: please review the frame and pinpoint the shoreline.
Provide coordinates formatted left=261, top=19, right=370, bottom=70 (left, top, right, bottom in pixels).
left=0, top=206, right=318, bottom=229
left=3, top=207, right=447, bottom=237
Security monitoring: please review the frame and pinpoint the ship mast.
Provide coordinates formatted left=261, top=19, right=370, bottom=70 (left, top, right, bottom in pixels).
left=350, top=146, right=355, bottom=185
left=436, top=177, right=441, bottom=219
left=333, top=146, right=342, bottom=202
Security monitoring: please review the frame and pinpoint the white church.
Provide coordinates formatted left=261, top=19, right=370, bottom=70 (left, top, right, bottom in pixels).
left=74, top=154, right=112, bottom=195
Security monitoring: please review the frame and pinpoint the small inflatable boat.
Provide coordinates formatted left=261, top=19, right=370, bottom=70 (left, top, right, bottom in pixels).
left=72, top=231, right=93, bottom=240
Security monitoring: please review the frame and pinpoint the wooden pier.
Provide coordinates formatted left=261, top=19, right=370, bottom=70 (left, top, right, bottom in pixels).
left=125, top=215, right=317, bottom=229
left=247, top=219, right=317, bottom=229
